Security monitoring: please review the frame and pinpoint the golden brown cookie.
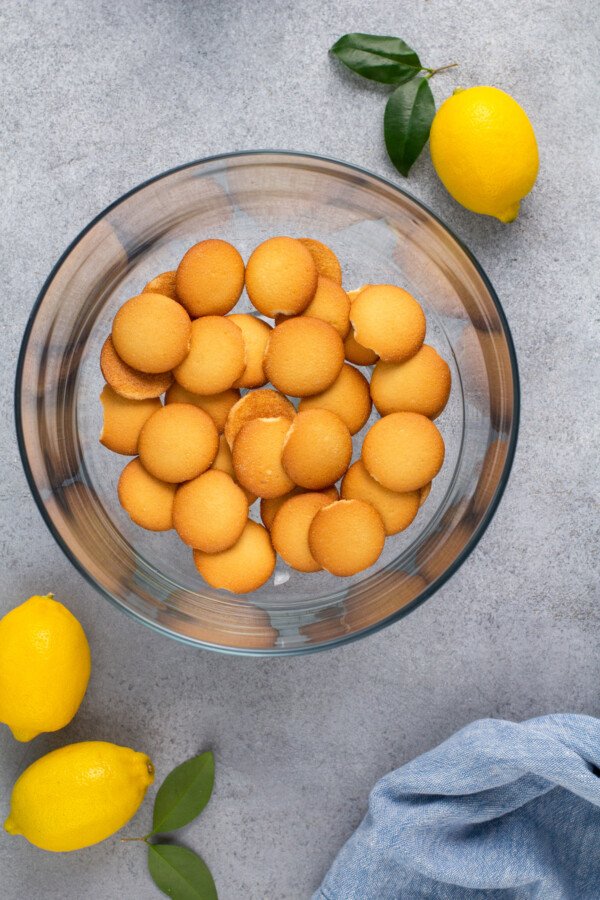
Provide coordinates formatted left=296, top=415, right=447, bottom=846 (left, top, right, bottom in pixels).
left=99, top=385, right=161, bottom=455
left=362, top=412, right=445, bottom=492
left=245, top=236, right=317, bottom=317
left=117, top=458, right=176, bottom=531
left=346, top=286, right=371, bottom=302
left=260, top=485, right=338, bottom=531
left=173, top=315, right=245, bottom=395
left=276, top=277, right=350, bottom=338
left=173, top=469, right=248, bottom=552
left=142, top=270, right=178, bottom=300
left=211, top=435, right=257, bottom=505
left=228, top=314, right=272, bottom=389
left=298, top=238, right=343, bottom=284
left=264, top=317, right=344, bottom=397
left=299, top=363, right=372, bottom=435
left=308, top=499, right=385, bottom=576
left=112, top=292, right=191, bottom=373
left=370, top=345, right=451, bottom=419
left=232, top=416, right=295, bottom=499
left=193, top=520, right=276, bottom=594
left=175, top=239, right=245, bottom=317
left=138, top=403, right=219, bottom=483
left=282, top=409, right=352, bottom=489
left=165, top=383, right=240, bottom=433
left=100, top=335, right=173, bottom=400
left=224, top=389, right=296, bottom=449
left=344, top=330, right=379, bottom=366
left=341, top=460, right=420, bottom=535
left=340, top=289, right=378, bottom=365
left=271, top=492, right=334, bottom=572
left=419, top=482, right=432, bottom=507
left=350, top=284, right=426, bottom=362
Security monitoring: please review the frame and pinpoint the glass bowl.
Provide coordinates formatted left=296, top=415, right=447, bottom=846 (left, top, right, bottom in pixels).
left=15, top=151, right=519, bottom=655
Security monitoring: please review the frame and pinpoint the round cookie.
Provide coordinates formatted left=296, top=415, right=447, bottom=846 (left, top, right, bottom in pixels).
left=308, top=499, right=385, bottom=576
left=112, top=292, right=191, bottom=373
left=245, top=236, right=317, bottom=317
left=232, top=416, right=295, bottom=499
left=350, top=284, right=426, bottom=362
left=362, top=412, right=445, bottom=492
left=228, top=314, right=272, bottom=388
left=99, top=385, right=161, bottom=456
left=419, top=482, right=432, bottom=507
left=264, top=317, right=344, bottom=397
left=341, top=460, right=420, bottom=535
left=173, top=469, right=248, bottom=552
left=260, top=485, right=338, bottom=531
left=173, top=315, right=245, bottom=395
left=224, top=389, right=296, bottom=449
left=142, top=270, right=178, bottom=300
left=193, top=520, right=276, bottom=594
left=282, top=409, right=352, bottom=490
left=298, top=238, right=342, bottom=284
left=211, top=435, right=257, bottom=505
left=276, top=277, right=350, bottom=338
left=344, top=284, right=379, bottom=366
left=271, top=492, right=333, bottom=572
left=299, top=363, right=372, bottom=435
left=346, top=286, right=371, bottom=301
left=138, top=403, right=219, bottom=483
left=344, top=329, right=379, bottom=366
left=370, top=345, right=451, bottom=419
left=117, top=458, right=176, bottom=531
left=165, top=383, right=240, bottom=433
left=100, top=335, right=173, bottom=400
left=175, top=239, right=245, bottom=317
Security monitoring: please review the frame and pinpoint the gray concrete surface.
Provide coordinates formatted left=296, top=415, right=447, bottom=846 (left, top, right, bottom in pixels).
left=1, top=0, right=598, bottom=897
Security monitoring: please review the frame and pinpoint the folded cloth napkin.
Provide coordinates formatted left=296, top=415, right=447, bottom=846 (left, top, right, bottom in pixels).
left=314, top=715, right=600, bottom=900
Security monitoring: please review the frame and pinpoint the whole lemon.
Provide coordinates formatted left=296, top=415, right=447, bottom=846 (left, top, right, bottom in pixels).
left=430, top=86, right=539, bottom=222
left=4, top=741, right=154, bottom=851
left=0, top=594, right=91, bottom=741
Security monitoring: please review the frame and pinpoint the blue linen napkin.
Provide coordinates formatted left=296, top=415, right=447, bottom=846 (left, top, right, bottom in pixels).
left=313, top=715, right=600, bottom=899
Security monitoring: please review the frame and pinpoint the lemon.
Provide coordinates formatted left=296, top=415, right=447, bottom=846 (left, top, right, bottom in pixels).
left=4, top=741, right=154, bottom=851
left=430, top=86, right=539, bottom=222
left=0, top=594, right=91, bottom=741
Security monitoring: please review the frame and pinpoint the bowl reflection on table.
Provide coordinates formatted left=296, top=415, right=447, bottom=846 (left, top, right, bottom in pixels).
left=16, top=151, right=519, bottom=655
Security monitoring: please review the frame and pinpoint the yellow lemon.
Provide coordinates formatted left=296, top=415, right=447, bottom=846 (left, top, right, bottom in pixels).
left=0, top=594, right=91, bottom=741
left=4, top=741, right=154, bottom=851
left=430, top=86, right=539, bottom=222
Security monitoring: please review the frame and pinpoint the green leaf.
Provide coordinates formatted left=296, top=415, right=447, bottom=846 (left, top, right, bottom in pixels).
left=331, top=33, right=422, bottom=84
left=152, top=752, right=215, bottom=835
left=148, top=844, right=218, bottom=900
left=384, top=77, right=436, bottom=176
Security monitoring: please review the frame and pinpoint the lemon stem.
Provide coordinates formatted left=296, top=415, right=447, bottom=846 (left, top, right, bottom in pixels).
left=121, top=834, right=151, bottom=843
left=424, top=62, right=458, bottom=79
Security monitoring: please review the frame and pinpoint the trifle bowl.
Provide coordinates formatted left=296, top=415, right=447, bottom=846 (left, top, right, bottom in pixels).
left=15, top=151, right=519, bottom=654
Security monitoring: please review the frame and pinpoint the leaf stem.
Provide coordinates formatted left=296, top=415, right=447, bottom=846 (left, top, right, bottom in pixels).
left=121, top=834, right=151, bottom=844
left=424, top=62, right=458, bottom=79
left=424, top=63, right=458, bottom=78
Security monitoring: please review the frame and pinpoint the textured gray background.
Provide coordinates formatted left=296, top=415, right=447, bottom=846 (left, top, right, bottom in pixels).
left=1, top=0, right=598, bottom=898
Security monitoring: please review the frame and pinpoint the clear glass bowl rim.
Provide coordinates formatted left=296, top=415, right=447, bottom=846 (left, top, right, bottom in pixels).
left=14, top=149, right=520, bottom=655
